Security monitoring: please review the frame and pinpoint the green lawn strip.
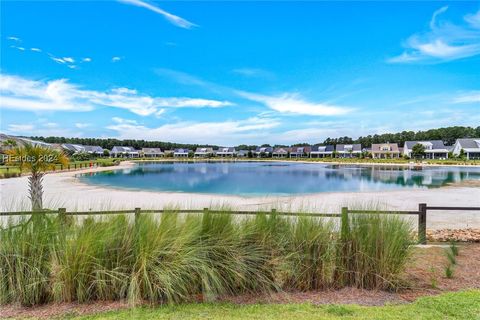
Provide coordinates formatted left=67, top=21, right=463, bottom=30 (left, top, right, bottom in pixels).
left=72, top=290, right=480, bottom=320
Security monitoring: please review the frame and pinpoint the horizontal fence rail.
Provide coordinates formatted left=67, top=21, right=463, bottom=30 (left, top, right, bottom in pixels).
left=1, top=204, right=479, bottom=245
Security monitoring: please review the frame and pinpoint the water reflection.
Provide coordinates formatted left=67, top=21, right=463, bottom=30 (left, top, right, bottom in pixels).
left=78, top=162, right=480, bottom=196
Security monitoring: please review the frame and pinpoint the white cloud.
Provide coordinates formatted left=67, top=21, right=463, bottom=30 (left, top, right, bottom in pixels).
left=389, top=7, right=480, bottom=63
left=82, top=57, right=92, bottom=62
left=107, top=117, right=280, bottom=145
left=118, top=0, right=196, bottom=29
left=75, top=123, right=90, bottom=128
left=7, top=124, right=35, bottom=132
left=30, top=48, right=42, bottom=52
left=452, top=91, right=480, bottom=104
left=112, top=56, right=122, bottom=62
left=63, top=57, right=75, bottom=63
left=7, top=36, right=21, bottom=42
left=11, top=46, right=25, bottom=51
left=0, top=74, right=233, bottom=116
left=237, top=91, right=351, bottom=116
left=232, top=68, right=274, bottom=79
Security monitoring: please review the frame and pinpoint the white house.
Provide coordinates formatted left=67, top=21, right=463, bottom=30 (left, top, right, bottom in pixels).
left=335, top=144, right=362, bottom=158
left=141, top=148, right=164, bottom=157
left=272, top=147, right=289, bottom=158
left=174, top=148, right=190, bottom=158
left=452, top=138, right=480, bottom=160
left=194, top=147, right=214, bottom=158
left=111, top=146, right=139, bottom=158
left=216, top=147, right=236, bottom=157
left=403, top=141, right=449, bottom=159
left=310, top=145, right=334, bottom=158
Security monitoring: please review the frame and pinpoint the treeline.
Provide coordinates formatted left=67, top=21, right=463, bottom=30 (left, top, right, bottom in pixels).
left=29, top=137, right=218, bottom=151
left=323, top=126, right=480, bottom=146
left=30, top=126, right=480, bottom=149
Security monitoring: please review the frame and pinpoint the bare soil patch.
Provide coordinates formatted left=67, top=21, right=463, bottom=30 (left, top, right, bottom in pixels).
left=2, top=244, right=479, bottom=319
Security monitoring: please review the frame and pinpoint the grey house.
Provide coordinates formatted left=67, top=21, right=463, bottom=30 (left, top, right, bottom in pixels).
left=272, top=147, right=289, bottom=158
left=335, top=144, right=362, bottom=158
left=216, top=147, right=236, bottom=157
left=254, top=146, right=273, bottom=157
left=141, top=148, right=164, bottom=157
left=290, top=146, right=311, bottom=158
left=403, top=141, right=449, bottom=159
left=194, top=147, right=214, bottom=157
left=111, top=146, right=139, bottom=158
left=237, top=150, right=249, bottom=157
left=310, top=145, right=334, bottom=158
left=452, top=138, right=480, bottom=160
left=84, top=146, right=105, bottom=155
left=174, top=148, right=190, bottom=157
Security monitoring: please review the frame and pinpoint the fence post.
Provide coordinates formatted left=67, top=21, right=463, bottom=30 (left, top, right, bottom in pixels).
left=341, top=207, right=349, bottom=241
left=134, top=207, right=141, bottom=224
left=203, top=208, right=209, bottom=214
left=418, top=203, right=427, bottom=245
left=58, top=208, right=67, bottom=225
left=271, top=208, right=277, bottom=214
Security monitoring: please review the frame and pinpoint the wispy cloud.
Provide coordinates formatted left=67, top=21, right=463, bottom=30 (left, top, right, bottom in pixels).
left=452, top=91, right=480, bottom=104
left=232, top=68, right=275, bottom=79
left=7, top=36, right=21, bottom=42
left=82, top=57, right=92, bottom=62
left=389, top=7, right=480, bottom=63
left=75, top=123, right=91, bottom=129
left=30, top=48, right=42, bottom=52
left=237, top=91, right=352, bottom=116
left=10, top=46, right=25, bottom=51
left=112, top=56, right=122, bottom=62
left=107, top=116, right=280, bottom=145
left=118, top=0, right=196, bottom=29
left=0, top=74, right=233, bottom=116
left=7, top=124, right=35, bottom=132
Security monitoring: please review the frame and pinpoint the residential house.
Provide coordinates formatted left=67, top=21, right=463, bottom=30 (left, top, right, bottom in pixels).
left=111, top=146, right=140, bottom=158
left=237, top=150, right=249, bottom=157
left=335, top=144, right=362, bottom=158
left=216, top=147, right=236, bottom=157
left=289, top=146, right=311, bottom=158
left=84, top=146, right=105, bottom=156
left=141, top=148, right=164, bottom=157
left=272, top=147, right=289, bottom=158
left=403, top=141, right=449, bottom=159
left=371, top=143, right=400, bottom=159
left=254, top=146, right=273, bottom=158
left=174, top=148, right=190, bottom=158
left=194, top=147, right=214, bottom=158
left=452, top=138, right=480, bottom=160
left=310, top=145, right=334, bottom=158
left=62, top=143, right=85, bottom=154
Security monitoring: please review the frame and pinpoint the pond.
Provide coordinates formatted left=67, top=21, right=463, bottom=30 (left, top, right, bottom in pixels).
left=77, top=161, right=480, bottom=196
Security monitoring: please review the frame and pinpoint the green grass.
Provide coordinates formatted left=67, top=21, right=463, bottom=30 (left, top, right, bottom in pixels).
left=71, top=290, right=480, bottom=320
left=1, top=211, right=413, bottom=306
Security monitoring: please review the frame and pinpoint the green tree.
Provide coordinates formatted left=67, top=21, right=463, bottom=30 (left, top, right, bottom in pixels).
left=411, top=143, right=426, bottom=159
left=6, top=145, right=69, bottom=210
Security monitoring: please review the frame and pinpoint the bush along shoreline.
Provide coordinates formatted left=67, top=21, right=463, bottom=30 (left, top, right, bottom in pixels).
left=0, top=211, right=413, bottom=306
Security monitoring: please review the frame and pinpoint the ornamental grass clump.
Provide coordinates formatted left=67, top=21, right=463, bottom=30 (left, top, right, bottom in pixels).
left=0, top=209, right=414, bottom=306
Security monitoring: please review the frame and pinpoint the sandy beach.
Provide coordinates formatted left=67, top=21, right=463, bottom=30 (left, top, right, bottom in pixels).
left=1, top=161, right=479, bottom=229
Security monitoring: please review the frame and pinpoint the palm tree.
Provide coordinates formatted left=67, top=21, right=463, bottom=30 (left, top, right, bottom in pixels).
left=5, top=144, right=68, bottom=211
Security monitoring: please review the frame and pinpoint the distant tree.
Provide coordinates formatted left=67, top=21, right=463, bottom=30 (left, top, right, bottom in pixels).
left=411, top=143, right=426, bottom=159
left=247, top=150, right=253, bottom=158
left=103, top=149, right=110, bottom=157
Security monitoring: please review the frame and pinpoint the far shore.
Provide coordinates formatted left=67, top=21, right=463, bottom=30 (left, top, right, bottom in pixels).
left=1, top=160, right=479, bottom=229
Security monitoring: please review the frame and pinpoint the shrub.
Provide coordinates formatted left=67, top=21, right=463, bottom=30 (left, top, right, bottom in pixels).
left=0, top=211, right=414, bottom=306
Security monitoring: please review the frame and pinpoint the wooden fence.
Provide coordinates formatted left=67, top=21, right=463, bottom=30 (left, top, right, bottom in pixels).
left=1, top=204, right=479, bottom=244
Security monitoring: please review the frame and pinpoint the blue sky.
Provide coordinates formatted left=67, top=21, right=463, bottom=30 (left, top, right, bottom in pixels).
left=1, top=1, right=479, bottom=145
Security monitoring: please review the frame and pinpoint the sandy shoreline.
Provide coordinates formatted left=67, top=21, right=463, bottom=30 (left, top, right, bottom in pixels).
left=1, top=161, right=479, bottom=229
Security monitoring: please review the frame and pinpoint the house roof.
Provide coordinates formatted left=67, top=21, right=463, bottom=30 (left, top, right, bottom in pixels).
left=195, top=147, right=214, bottom=153
left=62, top=143, right=84, bottom=152
left=112, top=146, right=137, bottom=153
left=273, top=147, right=289, bottom=154
left=311, top=145, right=334, bottom=152
left=456, top=138, right=480, bottom=150
left=174, top=148, right=190, bottom=153
left=336, top=144, right=362, bottom=152
left=290, top=146, right=312, bottom=154
left=142, top=147, right=163, bottom=154
left=404, top=140, right=447, bottom=150
left=84, top=145, right=104, bottom=153
left=255, top=147, right=273, bottom=153
left=216, top=147, right=236, bottom=153
left=371, top=143, right=400, bottom=153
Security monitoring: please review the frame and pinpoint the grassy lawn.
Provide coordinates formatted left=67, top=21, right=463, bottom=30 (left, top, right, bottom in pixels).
left=71, top=290, right=480, bottom=320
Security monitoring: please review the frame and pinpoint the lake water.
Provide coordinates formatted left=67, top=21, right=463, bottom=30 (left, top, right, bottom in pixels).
left=78, top=162, right=480, bottom=196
